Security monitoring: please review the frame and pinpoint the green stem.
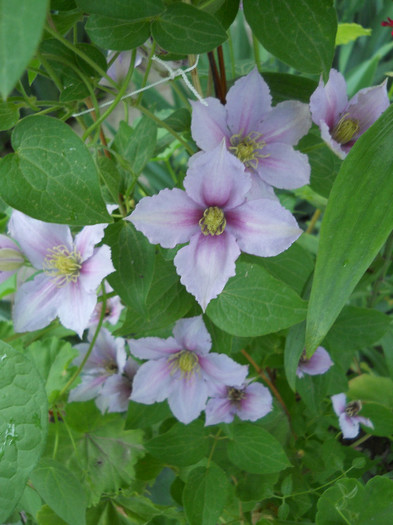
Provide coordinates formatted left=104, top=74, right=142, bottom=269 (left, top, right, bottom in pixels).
left=252, top=34, right=261, bottom=71
left=136, top=41, right=156, bottom=105
left=138, top=104, right=195, bottom=155
left=82, top=50, right=137, bottom=141
left=207, top=429, right=222, bottom=467
left=57, top=287, right=107, bottom=399
left=227, top=30, right=236, bottom=80
left=36, top=51, right=63, bottom=92
left=17, top=81, right=40, bottom=111
left=52, top=410, right=60, bottom=459
left=301, top=142, right=326, bottom=154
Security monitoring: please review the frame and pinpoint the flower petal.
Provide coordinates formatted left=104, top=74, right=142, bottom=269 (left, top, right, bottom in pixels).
left=245, top=175, right=279, bottom=202
left=168, top=373, right=208, bottom=424
left=97, top=374, right=132, bottom=413
left=256, top=143, right=311, bottom=189
left=68, top=374, right=106, bottom=403
left=297, top=346, right=333, bottom=377
left=130, top=359, right=174, bottom=404
left=205, top=397, right=234, bottom=425
left=8, top=211, right=73, bottom=269
left=174, top=232, right=240, bottom=311
left=129, top=336, right=182, bottom=359
left=190, top=97, right=228, bottom=151
left=259, top=101, right=311, bottom=145
left=199, top=353, right=248, bottom=389
left=319, top=120, right=346, bottom=159
left=237, top=383, right=273, bottom=422
left=310, top=69, right=348, bottom=129
left=79, top=245, right=115, bottom=292
left=346, top=80, right=389, bottom=136
left=172, top=315, right=212, bottom=355
left=128, top=188, right=201, bottom=248
left=226, top=68, right=272, bottom=135
left=56, top=281, right=98, bottom=337
left=74, top=224, right=107, bottom=261
left=13, top=273, right=61, bottom=333
left=331, top=393, right=347, bottom=416
left=356, top=416, right=374, bottom=430
left=339, top=413, right=360, bottom=439
left=184, top=141, right=251, bottom=209
left=226, top=199, right=302, bottom=257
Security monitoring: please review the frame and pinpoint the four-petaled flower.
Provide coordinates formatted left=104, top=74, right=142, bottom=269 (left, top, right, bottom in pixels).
left=296, top=346, right=333, bottom=378
left=129, top=316, right=248, bottom=424
left=191, top=67, right=311, bottom=195
left=310, top=68, right=389, bottom=159
left=205, top=380, right=272, bottom=426
left=129, top=141, right=301, bottom=310
left=331, top=393, right=374, bottom=439
left=9, top=211, right=114, bottom=337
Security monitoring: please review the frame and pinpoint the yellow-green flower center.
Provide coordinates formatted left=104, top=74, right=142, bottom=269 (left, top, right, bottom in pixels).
left=199, top=207, right=226, bottom=236
left=229, top=131, right=269, bottom=169
left=43, top=245, right=82, bottom=287
left=332, top=113, right=360, bottom=144
left=345, top=400, right=361, bottom=417
left=228, top=387, right=246, bottom=404
left=104, top=360, right=118, bottom=375
left=168, top=350, right=200, bottom=379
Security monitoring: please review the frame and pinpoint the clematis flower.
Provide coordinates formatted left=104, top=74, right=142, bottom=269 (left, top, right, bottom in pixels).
left=310, top=68, right=389, bottom=159
left=96, top=358, right=139, bottom=413
left=0, top=234, right=25, bottom=283
left=129, top=141, right=301, bottom=310
left=129, top=315, right=248, bottom=424
left=9, top=210, right=114, bottom=337
left=205, top=380, right=272, bottom=426
left=89, top=283, right=123, bottom=327
left=190, top=67, right=311, bottom=193
left=331, top=393, right=374, bottom=439
left=68, top=327, right=127, bottom=412
left=296, top=346, right=333, bottom=378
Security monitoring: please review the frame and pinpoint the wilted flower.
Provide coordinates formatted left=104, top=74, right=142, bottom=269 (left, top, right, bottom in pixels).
left=205, top=380, right=272, bottom=426
left=296, top=346, right=333, bottom=378
left=191, top=67, right=311, bottom=194
left=89, top=283, right=123, bottom=327
left=310, top=68, right=389, bottom=159
left=97, top=358, right=139, bottom=413
left=9, top=211, right=114, bottom=337
left=129, top=141, right=301, bottom=310
left=331, top=393, right=374, bottom=439
left=129, top=315, right=248, bottom=424
left=0, top=234, right=25, bottom=283
left=68, top=328, right=127, bottom=412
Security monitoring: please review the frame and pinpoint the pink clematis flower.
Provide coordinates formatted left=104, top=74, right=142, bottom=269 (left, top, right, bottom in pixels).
left=97, top=358, right=139, bottom=413
left=9, top=211, right=114, bottom=337
left=68, top=328, right=129, bottom=413
left=310, top=68, right=389, bottom=159
left=331, top=393, right=374, bottom=439
left=190, top=67, right=311, bottom=195
left=205, top=380, right=272, bottom=426
left=296, top=346, right=333, bottom=378
left=129, top=141, right=301, bottom=310
left=0, top=234, right=25, bottom=283
left=129, top=315, right=248, bottom=424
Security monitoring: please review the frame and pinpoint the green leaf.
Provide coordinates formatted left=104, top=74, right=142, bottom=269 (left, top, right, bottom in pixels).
left=116, top=253, right=194, bottom=337
left=336, top=23, right=371, bottom=46
left=0, top=0, right=48, bottom=99
left=284, top=321, right=305, bottom=392
left=114, top=118, right=157, bottom=175
left=0, top=343, right=48, bottom=522
left=146, top=420, right=208, bottom=466
left=104, top=221, right=156, bottom=316
left=359, top=403, right=393, bottom=437
left=152, top=3, right=227, bottom=54
left=308, top=139, right=342, bottom=198
left=0, top=116, right=111, bottom=224
left=86, top=16, right=150, bottom=50
left=306, top=104, right=393, bottom=352
left=243, top=0, right=337, bottom=75
left=0, top=102, right=19, bottom=131
left=183, top=463, right=230, bottom=525
left=227, top=423, right=291, bottom=474
left=30, top=458, right=87, bottom=525
left=348, top=375, right=393, bottom=410
left=75, top=0, right=165, bottom=20
left=37, top=505, right=69, bottom=525
left=263, top=72, right=318, bottom=104
left=205, top=0, right=240, bottom=30
left=325, top=306, right=391, bottom=351
left=206, top=261, right=307, bottom=337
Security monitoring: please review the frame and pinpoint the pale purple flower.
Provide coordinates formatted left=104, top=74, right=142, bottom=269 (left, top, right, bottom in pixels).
left=296, top=346, right=333, bottom=378
left=129, top=315, right=248, bottom=424
left=9, top=211, right=114, bottom=337
left=100, top=50, right=142, bottom=86
left=0, top=234, right=25, bottom=283
left=205, top=380, right=272, bottom=426
left=331, top=393, right=374, bottom=439
left=191, top=68, right=311, bottom=193
left=68, top=328, right=127, bottom=412
left=310, top=69, right=389, bottom=159
left=129, top=141, right=301, bottom=310
left=89, top=283, right=123, bottom=327
left=96, top=358, right=139, bottom=413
